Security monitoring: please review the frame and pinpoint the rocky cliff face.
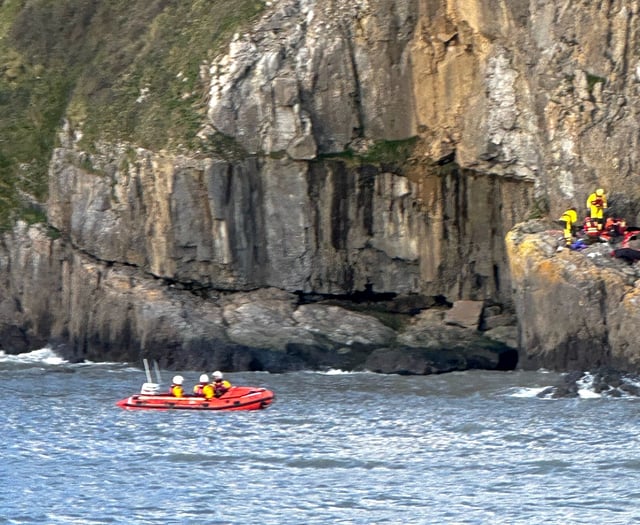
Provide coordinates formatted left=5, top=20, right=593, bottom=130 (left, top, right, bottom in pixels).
left=47, top=137, right=529, bottom=300
left=507, top=220, right=640, bottom=372
left=2, top=0, right=640, bottom=372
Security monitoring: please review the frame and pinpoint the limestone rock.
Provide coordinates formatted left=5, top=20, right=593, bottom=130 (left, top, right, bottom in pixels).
left=292, top=304, right=396, bottom=347
left=482, top=326, right=518, bottom=350
left=507, top=221, right=640, bottom=372
left=0, top=222, right=517, bottom=374
left=221, top=289, right=316, bottom=351
left=48, top=141, right=529, bottom=303
left=445, top=300, right=484, bottom=329
left=6, top=1, right=640, bottom=376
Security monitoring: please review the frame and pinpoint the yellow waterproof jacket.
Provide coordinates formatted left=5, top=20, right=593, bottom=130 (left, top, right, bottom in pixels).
left=193, top=383, right=214, bottom=399
left=586, top=192, right=607, bottom=218
left=560, top=208, right=578, bottom=226
left=170, top=384, right=184, bottom=397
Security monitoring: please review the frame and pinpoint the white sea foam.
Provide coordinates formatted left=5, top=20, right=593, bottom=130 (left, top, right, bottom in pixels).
left=508, top=386, right=551, bottom=398
left=72, top=359, right=128, bottom=368
left=0, top=348, right=141, bottom=371
left=578, top=389, right=602, bottom=398
left=301, top=369, right=370, bottom=375
left=576, top=373, right=602, bottom=398
left=507, top=381, right=602, bottom=399
left=506, top=371, right=640, bottom=399
left=320, top=369, right=375, bottom=375
left=0, top=347, right=66, bottom=365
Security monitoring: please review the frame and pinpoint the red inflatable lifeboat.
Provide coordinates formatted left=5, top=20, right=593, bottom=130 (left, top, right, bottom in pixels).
left=116, top=386, right=274, bottom=411
left=116, top=360, right=274, bottom=411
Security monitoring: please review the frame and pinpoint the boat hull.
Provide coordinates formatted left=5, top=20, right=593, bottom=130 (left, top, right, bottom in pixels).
left=116, top=386, right=274, bottom=411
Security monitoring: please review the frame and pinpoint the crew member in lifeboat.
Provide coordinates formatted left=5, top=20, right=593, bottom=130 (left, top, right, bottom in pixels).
left=211, top=370, right=231, bottom=397
left=193, top=374, right=214, bottom=399
left=169, top=375, right=185, bottom=397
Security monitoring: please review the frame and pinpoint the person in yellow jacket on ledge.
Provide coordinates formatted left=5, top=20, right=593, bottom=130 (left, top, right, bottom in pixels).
left=193, top=374, right=215, bottom=399
left=211, top=370, right=231, bottom=397
left=586, top=188, right=607, bottom=230
left=559, top=207, right=579, bottom=246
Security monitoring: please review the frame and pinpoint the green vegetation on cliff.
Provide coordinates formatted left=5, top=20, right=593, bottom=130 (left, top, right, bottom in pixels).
left=0, top=0, right=264, bottom=229
left=320, top=138, right=419, bottom=170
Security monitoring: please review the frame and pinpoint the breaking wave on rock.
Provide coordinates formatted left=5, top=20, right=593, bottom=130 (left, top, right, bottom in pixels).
left=507, top=369, right=640, bottom=399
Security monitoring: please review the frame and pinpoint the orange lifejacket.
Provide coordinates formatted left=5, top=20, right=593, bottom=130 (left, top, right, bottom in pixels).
left=605, top=217, right=627, bottom=235
left=583, top=217, right=600, bottom=237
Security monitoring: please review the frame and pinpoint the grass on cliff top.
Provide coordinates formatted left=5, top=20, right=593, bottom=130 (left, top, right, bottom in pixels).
left=0, top=0, right=76, bottom=228
left=0, top=0, right=264, bottom=230
left=72, top=0, right=265, bottom=152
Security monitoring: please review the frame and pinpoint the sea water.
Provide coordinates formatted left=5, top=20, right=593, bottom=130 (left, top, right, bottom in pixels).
left=3, top=348, right=640, bottom=524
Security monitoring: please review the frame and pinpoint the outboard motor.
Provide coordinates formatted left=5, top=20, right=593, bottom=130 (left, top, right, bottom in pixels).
left=141, top=359, right=162, bottom=395
left=140, top=382, right=160, bottom=395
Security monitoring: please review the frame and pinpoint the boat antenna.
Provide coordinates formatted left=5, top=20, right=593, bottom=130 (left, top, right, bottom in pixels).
left=153, top=360, right=162, bottom=384
left=143, top=358, right=153, bottom=384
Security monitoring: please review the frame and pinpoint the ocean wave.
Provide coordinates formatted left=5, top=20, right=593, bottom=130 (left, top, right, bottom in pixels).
left=506, top=370, right=640, bottom=399
left=316, top=369, right=375, bottom=375
left=0, top=347, right=135, bottom=371
left=0, top=347, right=67, bottom=366
left=507, top=386, right=552, bottom=398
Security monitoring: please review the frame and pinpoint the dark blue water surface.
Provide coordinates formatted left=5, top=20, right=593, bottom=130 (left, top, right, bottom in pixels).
left=3, top=349, right=640, bottom=524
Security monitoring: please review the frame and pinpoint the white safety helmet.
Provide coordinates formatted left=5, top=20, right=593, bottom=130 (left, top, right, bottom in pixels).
left=172, top=375, right=184, bottom=385
left=596, top=188, right=604, bottom=196
left=199, top=374, right=209, bottom=383
left=212, top=370, right=223, bottom=380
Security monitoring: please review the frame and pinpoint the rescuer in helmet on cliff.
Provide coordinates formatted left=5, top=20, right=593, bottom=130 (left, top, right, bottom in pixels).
left=559, top=207, right=579, bottom=246
left=211, top=370, right=231, bottom=397
left=193, top=374, right=214, bottom=399
left=586, top=188, right=607, bottom=230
